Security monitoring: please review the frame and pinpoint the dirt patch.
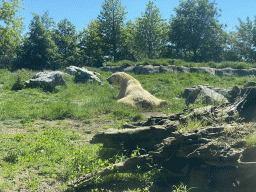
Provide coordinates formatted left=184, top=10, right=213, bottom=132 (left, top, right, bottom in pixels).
left=0, top=120, right=26, bottom=135
left=0, top=127, right=28, bottom=135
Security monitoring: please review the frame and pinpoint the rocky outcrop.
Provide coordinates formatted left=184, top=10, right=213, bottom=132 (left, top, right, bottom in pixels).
left=68, top=83, right=256, bottom=191
left=65, top=66, right=103, bottom=85
left=70, top=115, right=256, bottom=191
left=183, top=85, right=228, bottom=105
left=99, top=65, right=256, bottom=77
left=25, top=71, right=65, bottom=90
left=216, top=67, right=256, bottom=77
left=90, top=117, right=179, bottom=150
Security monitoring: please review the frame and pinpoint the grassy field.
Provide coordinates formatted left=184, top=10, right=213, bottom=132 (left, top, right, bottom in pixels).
left=0, top=67, right=256, bottom=191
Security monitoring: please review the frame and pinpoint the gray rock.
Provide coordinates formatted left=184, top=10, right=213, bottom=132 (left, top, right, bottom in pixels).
left=160, top=65, right=177, bottom=73
left=244, top=81, right=256, bottom=87
left=177, top=66, right=190, bottom=73
left=234, top=68, right=256, bottom=77
left=90, top=120, right=179, bottom=150
left=26, top=71, right=65, bottom=90
left=123, top=66, right=136, bottom=73
left=228, top=85, right=241, bottom=103
left=98, top=66, right=112, bottom=72
left=65, top=66, right=103, bottom=85
left=190, top=67, right=216, bottom=76
left=184, top=85, right=228, bottom=105
left=216, top=67, right=235, bottom=77
left=99, top=65, right=256, bottom=78
left=224, top=83, right=256, bottom=122
left=138, top=65, right=161, bottom=74
left=216, top=68, right=256, bottom=77
left=212, top=87, right=228, bottom=96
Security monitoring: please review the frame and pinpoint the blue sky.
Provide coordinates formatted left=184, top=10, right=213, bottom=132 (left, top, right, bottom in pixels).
left=4, top=0, right=256, bottom=33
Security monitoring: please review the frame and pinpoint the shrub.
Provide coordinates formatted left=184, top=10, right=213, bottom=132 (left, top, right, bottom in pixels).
left=11, top=76, right=25, bottom=91
left=207, top=61, right=217, bottom=68
left=178, top=118, right=207, bottom=132
left=245, top=131, right=256, bottom=147
left=119, top=60, right=134, bottom=66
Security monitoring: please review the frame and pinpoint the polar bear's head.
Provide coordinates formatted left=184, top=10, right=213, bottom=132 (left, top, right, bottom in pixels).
left=107, top=72, right=132, bottom=86
left=107, top=73, right=121, bottom=85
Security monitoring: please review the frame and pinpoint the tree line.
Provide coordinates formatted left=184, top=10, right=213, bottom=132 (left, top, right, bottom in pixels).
left=1, top=0, right=256, bottom=70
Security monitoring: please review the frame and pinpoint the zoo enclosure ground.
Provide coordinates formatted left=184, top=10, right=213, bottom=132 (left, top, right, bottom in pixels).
left=1, top=67, right=256, bottom=191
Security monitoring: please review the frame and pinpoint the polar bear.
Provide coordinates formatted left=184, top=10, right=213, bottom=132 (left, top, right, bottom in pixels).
left=107, top=72, right=169, bottom=108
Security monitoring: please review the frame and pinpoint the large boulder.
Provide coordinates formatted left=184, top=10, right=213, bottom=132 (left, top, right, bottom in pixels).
left=90, top=118, right=178, bottom=150
left=65, top=66, right=103, bottom=85
left=184, top=85, right=228, bottom=105
left=26, top=71, right=65, bottom=90
left=225, top=82, right=256, bottom=122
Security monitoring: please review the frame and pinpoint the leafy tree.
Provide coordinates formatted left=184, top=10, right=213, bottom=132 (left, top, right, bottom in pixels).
left=41, top=10, right=55, bottom=30
left=97, top=0, right=127, bottom=61
left=169, top=0, right=225, bottom=62
left=223, top=31, right=242, bottom=61
left=235, top=16, right=255, bottom=62
left=53, top=18, right=78, bottom=67
left=199, top=25, right=228, bottom=62
left=78, top=20, right=104, bottom=67
left=14, top=12, right=58, bottom=70
left=115, top=20, right=136, bottom=61
left=134, top=1, right=168, bottom=59
left=54, top=18, right=76, bottom=57
left=0, top=0, right=25, bottom=69
left=252, top=16, right=256, bottom=52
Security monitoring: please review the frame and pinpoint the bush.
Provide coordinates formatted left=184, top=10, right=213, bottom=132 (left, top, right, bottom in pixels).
left=11, top=76, right=25, bottom=91
left=207, top=61, right=217, bottom=68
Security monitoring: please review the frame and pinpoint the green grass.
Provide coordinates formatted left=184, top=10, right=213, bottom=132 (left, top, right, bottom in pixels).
left=0, top=68, right=145, bottom=123
left=245, top=130, right=256, bottom=147
left=0, top=126, right=114, bottom=191
left=0, top=68, right=255, bottom=123
left=178, top=118, right=208, bottom=132
left=1, top=67, right=256, bottom=191
left=104, top=58, right=256, bottom=69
